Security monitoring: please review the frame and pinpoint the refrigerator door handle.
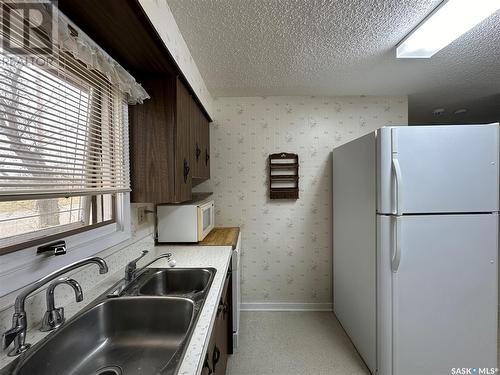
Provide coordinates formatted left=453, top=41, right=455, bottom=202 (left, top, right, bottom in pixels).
left=391, top=216, right=401, bottom=272
left=392, top=157, right=403, bottom=215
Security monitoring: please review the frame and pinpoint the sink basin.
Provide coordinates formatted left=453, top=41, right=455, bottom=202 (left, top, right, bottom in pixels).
left=14, top=297, right=194, bottom=375
left=129, top=268, right=215, bottom=297
left=2, top=266, right=217, bottom=375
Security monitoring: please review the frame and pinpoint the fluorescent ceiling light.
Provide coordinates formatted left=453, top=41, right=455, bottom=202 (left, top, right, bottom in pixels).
left=397, top=0, right=500, bottom=58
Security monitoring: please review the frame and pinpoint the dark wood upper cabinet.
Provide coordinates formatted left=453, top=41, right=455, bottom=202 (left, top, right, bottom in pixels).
left=199, top=108, right=211, bottom=180
left=192, top=97, right=210, bottom=184
left=129, top=78, right=175, bottom=203
left=190, top=95, right=201, bottom=179
left=129, top=77, right=210, bottom=203
left=175, top=77, right=193, bottom=202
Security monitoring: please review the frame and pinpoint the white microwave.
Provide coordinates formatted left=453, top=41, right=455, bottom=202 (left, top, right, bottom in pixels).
left=156, top=200, right=215, bottom=243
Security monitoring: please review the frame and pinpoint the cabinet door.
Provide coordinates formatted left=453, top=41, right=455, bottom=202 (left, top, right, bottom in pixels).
left=192, top=100, right=210, bottom=182
left=175, top=78, right=192, bottom=202
left=190, top=95, right=201, bottom=178
left=213, top=312, right=228, bottom=375
left=129, top=78, right=176, bottom=203
left=202, top=327, right=216, bottom=375
left=213, top=272, right=230, bottom=375
left=199, top=112, right=210, bottom=180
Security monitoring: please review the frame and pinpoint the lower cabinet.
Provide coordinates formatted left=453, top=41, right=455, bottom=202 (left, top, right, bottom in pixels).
left=201, top=271, right=231, bottom=375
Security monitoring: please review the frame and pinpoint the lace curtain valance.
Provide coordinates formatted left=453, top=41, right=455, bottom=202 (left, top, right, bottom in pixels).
left=56, top=9, right=149, bottom=104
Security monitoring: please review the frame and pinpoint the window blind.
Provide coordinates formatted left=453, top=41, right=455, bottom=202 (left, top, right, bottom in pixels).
left=0, top=4, right=130, bottom=202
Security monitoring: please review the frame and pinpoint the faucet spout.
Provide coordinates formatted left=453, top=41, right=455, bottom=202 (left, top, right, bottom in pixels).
left=108, top=252, right=173, bottom=298
left=94, top=258, right=109, bottom=275
left=40, top=277, right=83, bottom=332
left=2, top=256, right=108, bottom=356
left=13, top=256, right=107, bottom=315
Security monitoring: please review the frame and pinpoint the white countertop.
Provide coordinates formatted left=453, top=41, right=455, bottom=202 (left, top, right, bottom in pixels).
left=0, top=243, right=232, bottom=375
left=151, top=245, right=232, bottom=375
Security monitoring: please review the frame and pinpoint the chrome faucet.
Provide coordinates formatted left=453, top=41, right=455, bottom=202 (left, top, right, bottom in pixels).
left=2, top=256, right=108, bottom=357
left=125, top=252, right=173, bottom=282
left=109, top=252, right=173, bottom=297
left=125, top=250, right=149, bottom=282
left=40, top=277, right=83, bottom=332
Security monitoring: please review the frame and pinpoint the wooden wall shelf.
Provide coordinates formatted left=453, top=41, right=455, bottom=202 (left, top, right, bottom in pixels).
left=269, top=153, right=299, bottom=199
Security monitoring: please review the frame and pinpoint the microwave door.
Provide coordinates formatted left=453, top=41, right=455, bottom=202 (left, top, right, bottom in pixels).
left=198, top=202, right=215, bottom=240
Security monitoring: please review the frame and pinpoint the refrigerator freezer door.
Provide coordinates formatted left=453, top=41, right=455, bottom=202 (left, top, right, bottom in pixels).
left=389, top=214, right=498, bottom=375
left=377, top=124, right=499, bottom=214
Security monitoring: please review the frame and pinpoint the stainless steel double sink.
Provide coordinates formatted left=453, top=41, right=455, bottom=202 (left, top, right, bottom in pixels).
left=3, top=267, right=216, bottom=375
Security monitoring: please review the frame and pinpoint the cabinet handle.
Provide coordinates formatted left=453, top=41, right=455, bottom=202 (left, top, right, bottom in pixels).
left=205, top=149, right=210, bottom=165
left=196, top=143, right=201, bottom=160
left=212, top=345, right=221, bottom=372
left=183, top=159, right=190, bottom=183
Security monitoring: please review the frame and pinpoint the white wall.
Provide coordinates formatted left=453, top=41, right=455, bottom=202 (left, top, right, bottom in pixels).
left=195, top=95, right=408, bottom=305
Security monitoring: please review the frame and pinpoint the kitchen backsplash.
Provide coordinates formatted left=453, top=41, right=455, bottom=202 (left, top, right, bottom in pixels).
left=0, top=203, right=155, bottom=349
left=194, top=95, right=408, bottom=305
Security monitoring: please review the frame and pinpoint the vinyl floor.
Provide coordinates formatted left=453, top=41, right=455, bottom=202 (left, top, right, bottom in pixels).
left=227, top=311, right=370, bottom=375
left=228, top=311, right=500, bottom=375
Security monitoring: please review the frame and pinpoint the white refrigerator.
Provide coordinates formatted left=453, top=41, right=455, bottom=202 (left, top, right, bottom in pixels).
left=332, top=124, right=499, bottom=375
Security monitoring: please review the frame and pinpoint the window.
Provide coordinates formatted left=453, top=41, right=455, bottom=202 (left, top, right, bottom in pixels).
left=0, top=6, right=130, bottom=254
left=0, top=194, right=115, bottom=251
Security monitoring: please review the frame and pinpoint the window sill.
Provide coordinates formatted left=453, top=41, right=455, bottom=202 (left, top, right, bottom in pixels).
left=0, top=197, right=131, bottom=297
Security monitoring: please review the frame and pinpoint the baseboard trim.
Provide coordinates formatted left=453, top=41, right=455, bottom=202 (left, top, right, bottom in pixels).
left=240, top=302, right=333, bottom=311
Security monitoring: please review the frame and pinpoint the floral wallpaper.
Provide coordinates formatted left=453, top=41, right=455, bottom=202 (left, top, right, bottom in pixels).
left=194, top=96, right=408, bottom=304
left=138, top=0, right=214, bottom=118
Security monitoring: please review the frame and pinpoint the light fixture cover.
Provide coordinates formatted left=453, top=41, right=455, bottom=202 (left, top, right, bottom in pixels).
left=397, top=0, right=500, bottom=58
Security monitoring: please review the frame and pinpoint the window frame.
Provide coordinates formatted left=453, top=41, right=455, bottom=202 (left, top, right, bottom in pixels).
left=0, top=53, right=132, bottom=296
left=0, top=49, right=130, bottom=256
left=0, top=197, right=117, bottom=255
left=0, top=192, right=130, bottom=297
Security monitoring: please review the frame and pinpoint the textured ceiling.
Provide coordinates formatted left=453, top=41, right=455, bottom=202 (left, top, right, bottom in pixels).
left=167, top=0, right=500, bottom=124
